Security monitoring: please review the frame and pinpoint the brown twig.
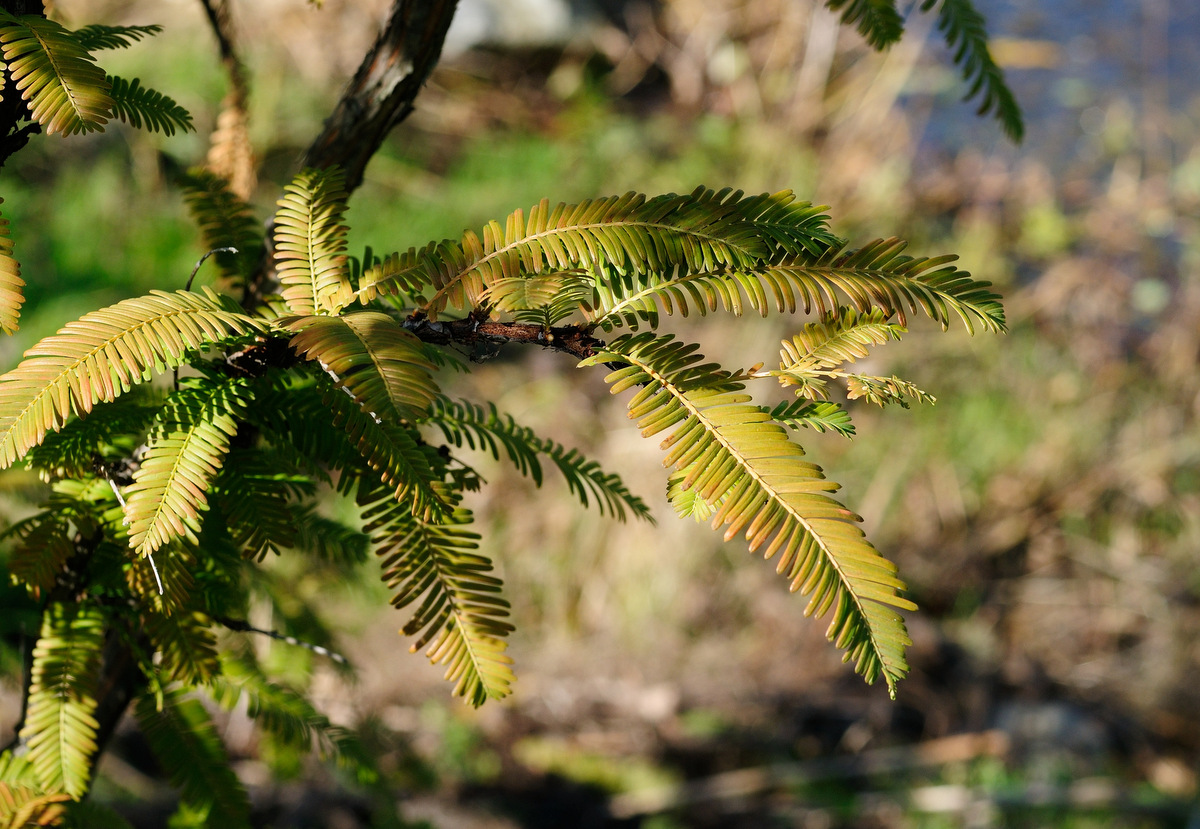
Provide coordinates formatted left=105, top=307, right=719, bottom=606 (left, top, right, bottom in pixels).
left=301, top=0, right=460, bottom=194
left=404, top=315, right=606, bottom=362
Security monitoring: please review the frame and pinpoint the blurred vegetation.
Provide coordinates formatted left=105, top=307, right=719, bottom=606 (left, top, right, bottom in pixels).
left=3, top=0, right=1200, bottom=826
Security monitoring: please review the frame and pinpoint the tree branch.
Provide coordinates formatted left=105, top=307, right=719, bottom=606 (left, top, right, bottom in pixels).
left=300, top=0, right=460, bottom=194
left=404, top=315, right=606, bottom=361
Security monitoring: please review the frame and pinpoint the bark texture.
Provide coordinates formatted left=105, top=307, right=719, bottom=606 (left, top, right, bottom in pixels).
left=302, top=0, right=460, bottom=194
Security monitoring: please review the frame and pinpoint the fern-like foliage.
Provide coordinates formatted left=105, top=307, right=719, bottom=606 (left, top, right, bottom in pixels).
left=0, top=0, right=1025, bottom=806
left=322, top=376, right=450, bottom=518
left=244, top=375, right=364, bottom=483
left=825, top=0, right=904, bottom=49
left=23, top=392, right=156, bottom=482
left=286, top=504, right=371, bottom=566
left=920, top=0, right=1024, bottom=141
left=356, top=244, right=443, bottom=308
left=274, top=167, right=353, bottom=316
left=767, top=399, right=857, bottom=438
left=0, top=12, right=111, bottom=135
left=125, top=542, right=196, bottom=614
left=427, top=397, right=653, bottom=521
left=283, top=312, right=439, bottom=423
left=361, top=189, right=840, bottom=318
left=135, top=690, right=251, bottom=827
left=480, top=273, right=594, bottom=327
left=591, top=237, right=1006, bottom=334
left=144, top=611, right=220, bottom=686
left=778, top=308, right=906, bottom=371
left=0, top=287, right=265, bottom=469
left=0, top=199, right=23, bottom=335
left=771, top=310, right=936, bottom=409
left=1, top=512, right=76, bottom=599
left=19, top=603, right=105, bottom=799
left=210, top=452, right=312, bottom=560
left=846, top=373, right=936, bottom=408
left=360, top=483, right=515, bottom=705
left=123, top=376, right=251, bottom=557
left=0, top=752, right=70, bottom=828
left=178, top=170, right=265, bottom=282
left=106, top=75, right=193, bottom=135
left=281, top=311, right=450, bottom=518
left=581, top=333, right=915, bottom=695
left=209, top=658, right=377, bottom=781
left=72, top=23, right=163, bottom=52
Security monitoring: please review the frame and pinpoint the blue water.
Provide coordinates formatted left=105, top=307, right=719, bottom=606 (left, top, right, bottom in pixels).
left=920, top=0, right=1200, bottom=160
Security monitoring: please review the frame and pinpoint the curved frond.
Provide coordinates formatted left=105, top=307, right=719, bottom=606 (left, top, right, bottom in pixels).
left=324, top=377, right=449, bottom=518
left=356, top=244, right=440, bottom=309
left=360, top=189, right=838, bottom=319
left=846, top=373, right=935, bottom=408
left=273, top=168, right=352, bottom=316
left=0, top=287, right=266, bottom=470
left=72, top=23, right=162, bottom=51
left=287, top=505, right=370, bottom=565
left=135, top=689, right=250, bottom=828
left=145, top=611, right=219, bottom=686
left=591, top=238, right=1006, bottom=334
left=2, top=512, right=75, bottom=599
left=667, top=466, right=719, bottom=522
left=779, top=308, right=905, bottom=372
left=0, top=12, right=111, bottom=135
left=20, top=603, right=104, bottom=799
left=209, top=659, right=377, bottom=781
left=480, top=273, right=594, bottom=326
left=283, top=312, right=439, bottom=424
left=771, top=309, right=913, bottom=400
left=919, top=0, right=1024, bottom=141
left=124, top=542, right=195, bottom=614
left=825, top=0, right=903, bottom=49
left=106, top=75, right=193, bottom=136
left=767, top=399, right=857, bottom=438
left=0, top=199, right=24, bottom=335
left=0, top=786, right=70, bottom=828
left=581, top=333, right=915, bottom=695
left=24, top=392, right=157, bottom=482
left=178, top=169, right=265, bottom=282
left=428, top=397, right=653, bottom=522
left=123, top=377, right=251, bottom=557
left=211, top=451, right=312, bottom=560
left=360, top=484, right=514, bottom=705
left=244, top=375, right=362, bottom=482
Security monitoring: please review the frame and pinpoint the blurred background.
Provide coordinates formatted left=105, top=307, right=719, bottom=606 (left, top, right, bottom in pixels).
left=4, top=0, right=1200, bottom=826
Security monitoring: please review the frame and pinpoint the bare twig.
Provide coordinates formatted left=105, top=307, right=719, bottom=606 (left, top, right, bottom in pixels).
left=215, top=616, right=349, bottom=665
left=404, top=314, right=605, bottom=362
left=301, top=0, right=460, bottom=194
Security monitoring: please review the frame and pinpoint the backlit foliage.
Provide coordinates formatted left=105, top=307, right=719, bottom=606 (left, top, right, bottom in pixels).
left=0, top=1, right=1018, bottom=823
left=0, top=170, right=1002, bottom=703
